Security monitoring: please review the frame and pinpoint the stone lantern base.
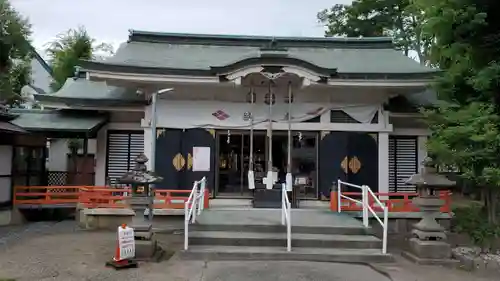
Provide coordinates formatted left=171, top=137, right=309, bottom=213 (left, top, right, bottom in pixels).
left=134, top=234, right=165, bottom=262
left=402, top=238, right=459, bottom=266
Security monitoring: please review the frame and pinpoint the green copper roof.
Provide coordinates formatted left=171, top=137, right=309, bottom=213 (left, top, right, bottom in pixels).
left=80, top=31, right=438, bottom=80
left=0, top=121, right=28, bottom=134
left=10, top=109, right=108, bottom=136
left=128, top=30, right=395, bottom=48
left=34, top=78, right=147, bottom=106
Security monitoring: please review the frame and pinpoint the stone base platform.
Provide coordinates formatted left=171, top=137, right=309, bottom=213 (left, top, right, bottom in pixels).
left=402, top=238, right=460, bottom=267
left=134, top=239, right=165, bottom=262
left=401, top=251, right=460, bottom=267
left=77, top=208, right=185, bottom=230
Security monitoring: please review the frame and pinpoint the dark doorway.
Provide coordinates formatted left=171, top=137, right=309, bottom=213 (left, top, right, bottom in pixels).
left=216, top=131, right=267, bottom=197
left=12, top=146, right=47, bottom=186
left=215, top=130, right=319, bottom=199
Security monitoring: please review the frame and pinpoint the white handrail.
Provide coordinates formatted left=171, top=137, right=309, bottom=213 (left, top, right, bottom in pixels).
left=281, top=183, right=292, bottom=252
left=337, top=179, right=367, bottom=226
left=365, top=186, right=388, bottom=254
left=184, top=177, right=207, bottom=250
left=337, top=179, right=388, bottom=254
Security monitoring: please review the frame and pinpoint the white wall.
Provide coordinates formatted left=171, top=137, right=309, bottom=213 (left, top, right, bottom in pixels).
left=417, top=136, right=428, bottom=171
left=46, top=139, right=97, bottom=171
left=0, top=146, right=12, bottom=204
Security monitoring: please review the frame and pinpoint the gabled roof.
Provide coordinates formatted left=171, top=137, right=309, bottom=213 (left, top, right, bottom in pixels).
left=80, top=30, right=438, bottom=80
left=30, top=45, right=52, bottom=76
left=0, top=105, right=27, bottom=134
left=10, top=109, right=108, bottom=138
left=33, top=78, right=147, bottom=107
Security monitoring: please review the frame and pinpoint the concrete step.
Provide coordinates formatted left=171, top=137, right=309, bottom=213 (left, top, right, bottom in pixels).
left=179, top=245, right=393, bottom=263
left=189, top=231, right=382, bottom=249
left=191, top=223, right=371, bottom=235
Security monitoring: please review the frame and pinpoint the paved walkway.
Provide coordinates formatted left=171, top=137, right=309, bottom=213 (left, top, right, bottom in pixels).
left=0, top=221, right=497, bottom=281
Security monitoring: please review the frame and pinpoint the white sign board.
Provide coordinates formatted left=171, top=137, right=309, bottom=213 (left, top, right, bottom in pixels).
left=117, top=226, right=135, bottom=260
left=193, top=147, right=210, bottom=171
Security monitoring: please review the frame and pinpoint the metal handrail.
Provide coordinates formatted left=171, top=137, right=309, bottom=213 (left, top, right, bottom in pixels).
left=366, top=186, right=388, bottom=254
left=337, top=179, right=388, bottom=254
left=281, top=183, right=292, bottom=252
left=184, top=177, right=207, bottom=250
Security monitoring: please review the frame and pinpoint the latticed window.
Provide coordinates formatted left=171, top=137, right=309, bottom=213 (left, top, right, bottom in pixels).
left=105, top=131, right=144, bottom=185
left=389, top=136, right=418, bottom=193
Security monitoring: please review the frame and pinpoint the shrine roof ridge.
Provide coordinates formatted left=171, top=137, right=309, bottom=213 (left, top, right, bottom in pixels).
left=128, top=30, right=394, bottom=49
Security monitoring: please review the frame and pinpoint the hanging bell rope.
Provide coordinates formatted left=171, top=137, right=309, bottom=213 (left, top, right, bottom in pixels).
left=244, top=87, right=255, bottom=171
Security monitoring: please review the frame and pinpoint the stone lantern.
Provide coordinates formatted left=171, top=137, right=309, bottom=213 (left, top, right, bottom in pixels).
left=119, top=153, right=164, bottom=261
left=402, top=157, right=457, bottom=264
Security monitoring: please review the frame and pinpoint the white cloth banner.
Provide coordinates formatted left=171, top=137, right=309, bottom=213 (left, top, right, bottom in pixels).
left=152, top=100, right=378, bottom=128
left=337, top=105, right=379, bottom=124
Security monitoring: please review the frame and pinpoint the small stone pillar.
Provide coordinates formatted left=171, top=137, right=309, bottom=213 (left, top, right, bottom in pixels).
left=402, top=157, right=458, bottom=265
left=119, top=154, right=164, bottom=261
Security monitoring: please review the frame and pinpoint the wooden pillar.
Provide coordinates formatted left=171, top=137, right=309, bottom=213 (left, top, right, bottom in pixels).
left=204, top=188, right=210, bottom=209
left=83, top=136, right=89, bottom=186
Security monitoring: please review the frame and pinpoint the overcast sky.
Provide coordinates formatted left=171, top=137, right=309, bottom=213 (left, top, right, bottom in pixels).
left=11, top=0, right=352, bottom=53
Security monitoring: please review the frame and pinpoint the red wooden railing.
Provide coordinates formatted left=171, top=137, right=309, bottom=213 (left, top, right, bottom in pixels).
left=14, top=186, right=210, bottom=209
left=330, top=191, right=451, bottom=213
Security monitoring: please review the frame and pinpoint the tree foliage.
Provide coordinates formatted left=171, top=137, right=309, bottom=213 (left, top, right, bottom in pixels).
left=317, top=0, right=431, bottom=64
left=46, top=26, right=113, bottom=92
left=0, top=0, right=32, bottom=105
left=418, top=0, right=500, bottom=223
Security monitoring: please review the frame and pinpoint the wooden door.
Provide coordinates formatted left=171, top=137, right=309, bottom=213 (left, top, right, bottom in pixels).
left=181, top=129, right=215, bottom=192
left=346, top=133, right=379, bottom=192
left=318, top=132, right=349, bottom=198
left=67, top=154, right=95, bottom=185
left=155, top=128, right=182, bottom=189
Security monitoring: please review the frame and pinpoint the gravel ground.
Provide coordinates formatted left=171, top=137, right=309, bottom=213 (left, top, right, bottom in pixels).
left=0, top=221, right=196, bottom=281
left=0, top=221, right=498, bottom=281
left=376, top=255, right=498, bottom=281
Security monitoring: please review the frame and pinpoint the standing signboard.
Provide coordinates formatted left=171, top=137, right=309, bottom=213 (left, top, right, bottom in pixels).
left=116, top=224, right=135, bottom=261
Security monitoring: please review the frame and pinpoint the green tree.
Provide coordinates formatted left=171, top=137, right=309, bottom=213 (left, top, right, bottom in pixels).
left=317, top=0, right=431, bottom=64
left=46, top=26, right=113, bottom=91
left=0, top=0, right=32, bottom=105
left=418, top=0, right=500, bottom=224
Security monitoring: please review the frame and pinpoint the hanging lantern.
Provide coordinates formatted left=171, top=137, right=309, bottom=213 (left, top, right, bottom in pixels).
left=227, top=130, right=231, bottom=144
left=284, top=93, right=294, bottom=103
left=297, top=132, right=303, bottom=147
left=264, top=92, right=276, bottom=105
left=246, top=91, right=256, bottom=103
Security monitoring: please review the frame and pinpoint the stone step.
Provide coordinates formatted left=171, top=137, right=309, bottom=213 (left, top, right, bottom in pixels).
left=180, top=245, right=393, bottom=263
left=191, top=223, right=371, bottom=235
left=189, top=231, right=382, bottom=249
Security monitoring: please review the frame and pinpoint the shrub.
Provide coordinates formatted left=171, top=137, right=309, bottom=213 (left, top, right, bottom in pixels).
left=452, top=205, right=500, bottom=251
